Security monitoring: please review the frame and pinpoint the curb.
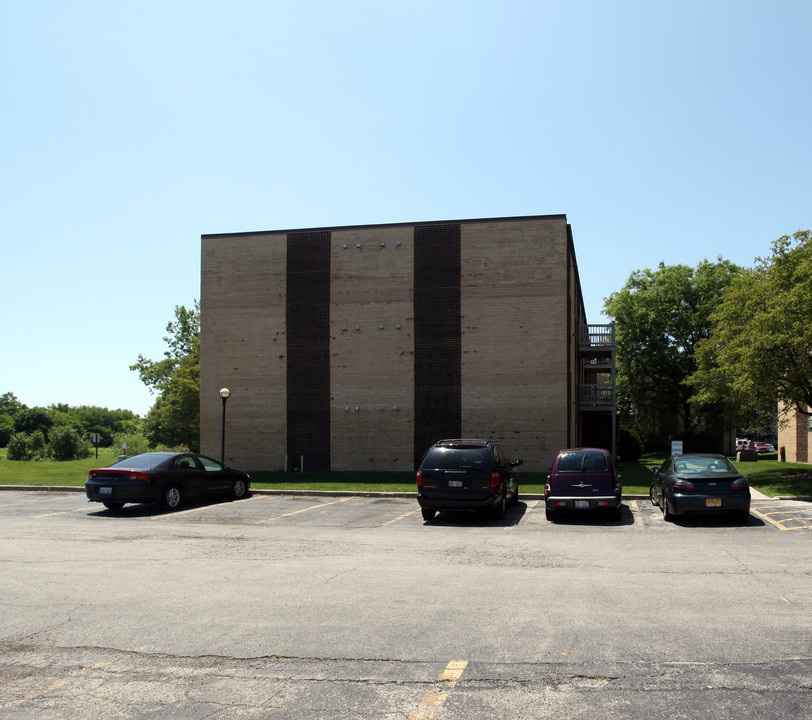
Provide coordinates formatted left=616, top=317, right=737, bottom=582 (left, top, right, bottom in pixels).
left=1, top=486, right=804, bottom=501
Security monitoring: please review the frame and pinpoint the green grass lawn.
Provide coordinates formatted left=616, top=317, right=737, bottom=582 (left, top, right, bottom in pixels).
left=2, top=448, right=809, bottom=498
left=0, top=447, right=119, bottom=486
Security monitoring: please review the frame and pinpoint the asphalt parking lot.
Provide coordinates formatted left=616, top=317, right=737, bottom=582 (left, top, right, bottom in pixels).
left=1, top=490, right=810, bottom=719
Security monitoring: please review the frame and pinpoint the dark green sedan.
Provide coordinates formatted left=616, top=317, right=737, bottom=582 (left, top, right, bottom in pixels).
left=650, top=454, right=750, bottom=522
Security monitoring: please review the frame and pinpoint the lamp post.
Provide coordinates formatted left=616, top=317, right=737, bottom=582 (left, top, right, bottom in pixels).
left=219, top=388, right=231, bottom=465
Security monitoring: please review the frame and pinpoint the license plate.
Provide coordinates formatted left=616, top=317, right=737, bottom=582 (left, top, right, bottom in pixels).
left=574, top=500, right=590, bottom=509
left=100, top=487, right=113, bottom=495
left=448, top=480, right=463, bottom=488
left=706, top=498, right=722, bottom=507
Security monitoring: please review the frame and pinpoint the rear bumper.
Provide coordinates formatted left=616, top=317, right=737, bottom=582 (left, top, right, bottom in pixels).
left=546, top=496, right=621, bottom=511
left=668, top=493, right=751, bottom=516
left=418, top=491, right=501, bottom=512
left=85, top=482, right=158, bottom=505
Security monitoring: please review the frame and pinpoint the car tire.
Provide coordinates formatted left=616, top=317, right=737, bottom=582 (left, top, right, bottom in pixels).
left=492, top=492, right=506, bottom=520
left=421, top=508, right=436, bottom=522
left=103, top=501, right=124, bottom=512
left=662, top=495, right=673, bottom=522
left=649, top=485, right=659, bottom=507
left=161, top=484, right=183, bottom=511
left=232, top=479, right=248, bottom=499
left=545, top=505, right=557, bottom=521
left=610, top=505, right=622, bottom=522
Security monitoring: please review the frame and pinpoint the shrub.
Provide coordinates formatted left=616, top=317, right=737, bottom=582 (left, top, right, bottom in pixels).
left=49, top=426, right=92, bottom=461
left=6, top=433, right=31, bottom=461
left=617, top=428, right=643, bottom=462
left=112, top=431, right=152, bottom=457
left=29, top=429, right=47, bottom=460
left=0, top=414, right=14, bottom=447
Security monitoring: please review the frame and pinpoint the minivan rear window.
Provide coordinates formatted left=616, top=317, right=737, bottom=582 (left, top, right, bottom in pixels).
left=557, top=451, right=607, bottom=472
left=422, top=447, right=492, bottom=470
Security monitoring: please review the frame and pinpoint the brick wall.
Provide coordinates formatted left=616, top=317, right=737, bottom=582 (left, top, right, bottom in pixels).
left=200, top=216, right=580, bottom=472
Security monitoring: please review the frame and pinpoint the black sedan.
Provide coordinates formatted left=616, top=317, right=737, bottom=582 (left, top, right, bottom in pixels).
left=86, top=452, right=251, bottom=511
left=650, top=454, right=750, bottom=522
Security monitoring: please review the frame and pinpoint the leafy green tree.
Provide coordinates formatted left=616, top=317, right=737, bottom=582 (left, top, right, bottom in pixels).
left=112, top=431, right=152, bottom=457
left=604, top=258, right=743, bottom=434
left=131, top=302, right=200, bottom=451
left=0, top=392, right=25, bottom=418
left=691, top=230, right=812, bottom=424
left=28, top=430, right=47, bottom=460
left=48, top=426, right=92, bottom=461
left=54, top=405, right=139, bottom=446
left=0, top=414, right=14, bottom=447
left=14, top=407, right=52, bottom=436
left=6, top=433, right=31, bottom=461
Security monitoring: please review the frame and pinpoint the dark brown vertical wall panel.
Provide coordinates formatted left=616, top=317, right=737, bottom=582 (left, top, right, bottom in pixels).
left=286, top=232, right=331, bottom=470
left=413, top=224, right=462, bottom=466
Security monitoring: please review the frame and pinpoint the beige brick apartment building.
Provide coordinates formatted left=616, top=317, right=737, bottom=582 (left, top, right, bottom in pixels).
left=778, top=403, right=811, bottom=463
left=199, top=215, right=614, bottom=472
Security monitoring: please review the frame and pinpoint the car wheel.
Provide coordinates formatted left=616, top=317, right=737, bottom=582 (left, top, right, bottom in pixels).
left=103, top=501, right=124, bottom=511
left=421, top=508, right=436, bottom=522
left=545, top=505, right=557, bottom=521
left=610, top=505, right=622, bottom=522
left=662, top=495, right=673, bottom=522
left=161, top=484, right=183, bottom=511
left=232, top=479, right=248, bottom=499
left=649, top=485, right=659, bottom=507
left=492, top=492, right=506, bottom=520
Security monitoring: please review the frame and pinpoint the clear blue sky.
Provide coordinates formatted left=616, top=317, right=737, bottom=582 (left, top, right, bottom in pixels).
left=2, top=1, right=809, bottom=416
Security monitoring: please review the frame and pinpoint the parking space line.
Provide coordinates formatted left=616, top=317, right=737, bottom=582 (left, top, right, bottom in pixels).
left=382, top=507, right=421, bottom=526
left=0, top=647, right=143, bottom=710
left=34, top=507, right=91, bottom=519
left=749, top=507, right=811, bottom=531
left=150, top=496, right=255, bottom=520
left=254, top=496, right=356, bottom=524
left=409, top=660, right=468, bottom=720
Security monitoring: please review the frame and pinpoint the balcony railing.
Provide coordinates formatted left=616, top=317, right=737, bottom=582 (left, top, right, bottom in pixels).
left=579, top=324, right=615, bottom=350
left=580, top=384, right=614, bottom=407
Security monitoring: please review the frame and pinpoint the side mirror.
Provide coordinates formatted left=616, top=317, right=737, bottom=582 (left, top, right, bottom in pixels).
left=651, top=467, right=659, bottom=474
left=511, top=459, right=523, bottom=467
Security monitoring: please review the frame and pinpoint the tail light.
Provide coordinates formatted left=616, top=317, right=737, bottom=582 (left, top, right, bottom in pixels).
left=416, top=470, right=423, bottom=488
left=126, top=471, right=151, bottom=482
left=544, top=484, right=551, bottom=497
left=672, top=480, right=696, bottom=493
left=490, top=472, right=500, bottom=488
left=730, top=477, right=749, bottom=491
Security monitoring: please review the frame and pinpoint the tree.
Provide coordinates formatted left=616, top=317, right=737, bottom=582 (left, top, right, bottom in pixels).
left=0, top=415, right=14, bottom=447
left=49, top=425, right=92, bottom=461
left=604, top=258, right=743, bottom=434
left=0, top=392, right=25, bottom=418
left=131, top=302, right=200, bottom=451
left=691, top=230, right=812, bottom=424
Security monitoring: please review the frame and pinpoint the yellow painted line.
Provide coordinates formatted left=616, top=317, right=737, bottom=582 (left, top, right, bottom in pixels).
left=150, top=495, right=255, bottom=519
left=410, top=660, right=468, bottom=720
left=749, top=507, right=810, bottom=531
left=34, top=507, right=91, bottom=518
left=254, top=496, right=355, bottom=524
left=382, top=507, right=421, bottom=526
left=0, top=647, right=143, bottom=709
